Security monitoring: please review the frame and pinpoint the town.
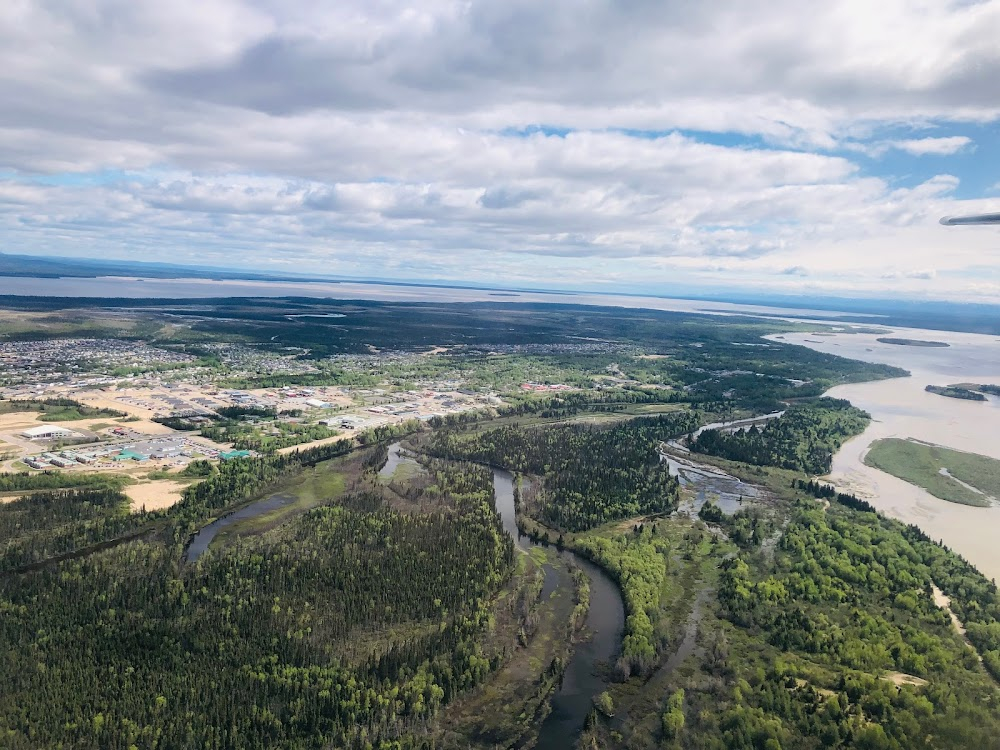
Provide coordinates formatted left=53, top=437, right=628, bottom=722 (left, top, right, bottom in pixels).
left=0, top=336, right=527, bottom=514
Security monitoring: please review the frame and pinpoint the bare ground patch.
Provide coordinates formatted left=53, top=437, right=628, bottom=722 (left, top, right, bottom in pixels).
left=0, top=412, right=43, bottom=431
left=125, top=479, right=186, bottom=512
left=882, top=672, right=928, bottom=688
left=277, top=431, right=355, bottom=455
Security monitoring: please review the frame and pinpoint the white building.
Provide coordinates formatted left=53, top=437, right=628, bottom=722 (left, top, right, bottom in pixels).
left=21, top=425, right=79, bottom=440
left=321, top=415, right=366, bottom=429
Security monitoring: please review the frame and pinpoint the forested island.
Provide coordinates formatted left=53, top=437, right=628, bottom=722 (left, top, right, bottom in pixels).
left=925, top=385, right=988, bottom=401
left=877, top=337, right=950, bottom=347
left=943, top=383, right=1000, bottom=397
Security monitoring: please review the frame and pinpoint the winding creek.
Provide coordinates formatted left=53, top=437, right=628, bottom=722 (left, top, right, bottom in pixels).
left=182, top=439, right=751, bottom=746
left=182, top=442, right=627, bottom=746
left=184, top=493, right=297, bottom=563
left=187, top=442, right=425, bottom=563
left=492, top=468, right=625, bottom=749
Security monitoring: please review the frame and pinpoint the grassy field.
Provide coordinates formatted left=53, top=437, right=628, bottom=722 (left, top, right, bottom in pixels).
left=209, top=458, right=348, bottom=545
left=0, top=399, right=124, bottom=422
left=864, top=438, right=1000, bottom=506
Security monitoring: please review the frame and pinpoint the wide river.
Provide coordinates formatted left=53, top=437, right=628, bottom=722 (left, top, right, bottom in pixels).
left=1, top=274, right=877, bottom=325
left=773, top=328, right=1000, bottom=581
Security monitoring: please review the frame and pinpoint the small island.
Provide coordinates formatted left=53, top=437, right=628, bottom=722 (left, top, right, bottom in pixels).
left=949, top=383, right=1000, bottom=396
left=865, top=438, right=1000, bottom=507
left=926, top=385, right=988, bottom=401
left=877, top=337, right=950, bottom=348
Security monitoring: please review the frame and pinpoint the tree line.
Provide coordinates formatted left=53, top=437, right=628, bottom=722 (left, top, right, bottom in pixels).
left=691, top=399, right=870, bottom=475
left=422, top=412, right=698, bottom=531
left=0, top=450, right=514, bottom=749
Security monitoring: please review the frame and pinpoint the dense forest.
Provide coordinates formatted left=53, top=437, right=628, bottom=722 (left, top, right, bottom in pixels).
left=906, top=524, right=1000, bottom=685
left=0, top=487, right=143, bottom=572
left=422, top=412, right=698, bottom=531
left=200, top=415, right=338, bottom=451
left=0, top=451, right=515, bottom=749
left=691, top=399, right=870, bottom=474
left=0, top=470, right=127, bottom=492
left=696, top=499, right=1000, bottom=749
left=572, top=530, right=668, bottom=675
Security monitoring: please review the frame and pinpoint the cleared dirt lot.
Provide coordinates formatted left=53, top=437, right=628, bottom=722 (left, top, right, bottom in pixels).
left=0, top=412, right=44, bottom=431
left=277, top=430, right=356, bottom=455
left=125, top=479, right=187, bottom=512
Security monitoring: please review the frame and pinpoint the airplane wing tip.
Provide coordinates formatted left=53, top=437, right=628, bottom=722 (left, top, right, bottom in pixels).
left=939, top=213, right=1000, bottom=226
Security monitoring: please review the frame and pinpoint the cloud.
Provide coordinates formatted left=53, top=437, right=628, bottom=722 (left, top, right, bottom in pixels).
left=882, top=269, right=937, bottom=280
left=887, top=136, right=973, bottom=156
left=781, top=266, right=809, bottom=276
left=1, top=1, right=1000, bottom=300
left=479, top=187, right=540, bottom=210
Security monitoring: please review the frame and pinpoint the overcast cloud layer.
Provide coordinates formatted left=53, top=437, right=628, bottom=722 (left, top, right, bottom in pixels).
left=3, top=0, right=1000, bottom=300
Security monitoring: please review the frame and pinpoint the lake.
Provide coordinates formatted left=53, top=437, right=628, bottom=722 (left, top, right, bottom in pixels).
left=774, top=328, right=1000, bottom=581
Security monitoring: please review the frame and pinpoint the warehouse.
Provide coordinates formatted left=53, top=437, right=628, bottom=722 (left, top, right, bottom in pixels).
left=113, top=449, right=149, bottom=462
left=20, top=425, right=79, bottom=440
left=219, top=450, right=252, bottom=461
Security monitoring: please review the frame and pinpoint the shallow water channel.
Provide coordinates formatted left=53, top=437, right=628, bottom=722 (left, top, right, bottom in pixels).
left=661, top=450, right=759, bottom=516
left=182, top=443, right=627, bottom=746
left=184, top=493, right=297, bottom=563
left=377, top=441, right=419, bottom=479
left=491, top=468, right=625, bottom=749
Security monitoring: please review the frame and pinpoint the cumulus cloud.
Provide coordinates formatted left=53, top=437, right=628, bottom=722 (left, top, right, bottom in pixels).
left=1, top=0, right=1000, bottom=300
left=887, top=136, right=973, bottom=156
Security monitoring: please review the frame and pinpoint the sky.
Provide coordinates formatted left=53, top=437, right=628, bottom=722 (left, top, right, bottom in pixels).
left=2, top=0, right=1000, bottom=302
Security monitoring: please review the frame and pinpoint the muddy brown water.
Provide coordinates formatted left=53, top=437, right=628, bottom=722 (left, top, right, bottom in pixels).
left=772, top=328, right=1000, bottom=582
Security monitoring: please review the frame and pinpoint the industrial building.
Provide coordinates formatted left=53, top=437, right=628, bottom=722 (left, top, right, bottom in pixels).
left=320, top=415, right=367, bottom=429
left=21, top=425, right=79, bottom=440
left=113, top=450, right=149, bottom=462
left=219, top=450, right=252, bottom=461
